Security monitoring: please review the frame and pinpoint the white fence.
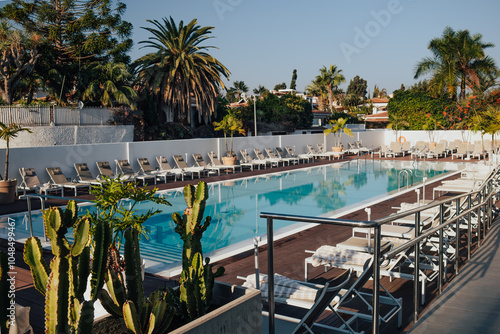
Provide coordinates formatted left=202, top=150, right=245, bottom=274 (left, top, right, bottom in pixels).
left=0, top=106, right=114, bottom=126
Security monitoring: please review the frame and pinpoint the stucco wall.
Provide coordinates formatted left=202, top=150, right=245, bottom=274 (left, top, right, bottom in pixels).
left=0, top=125, right=134, bottom=148
left=7, top=129, right=476, bottom=185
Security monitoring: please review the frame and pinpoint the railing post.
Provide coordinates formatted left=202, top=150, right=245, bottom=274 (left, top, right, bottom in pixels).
left=438, top=203, right=444, bottom=294
left=27, top=197, right=33, bottom=238
left=455, top=198, right=460, bottom=275
left=413, top=211, right=420, bottom=323
left=467, top=194, right=472, bottom=261
left=477, top=192, right=482, bottom=246
left=267, top=217, right=275, bottom=334
left=372, top=224, right=381, bottom=334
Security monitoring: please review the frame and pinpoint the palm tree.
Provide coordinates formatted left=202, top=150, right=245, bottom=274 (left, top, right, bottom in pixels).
left=253, top=85, right=268, bottom=95
left=305, top=80, right=326, bottom=111
left=227, top=81, right=248, bottom=102
left=315, top=65, right=345, bottom=113
left=132, top=17, right=230, bottom=125
left=414, top=27, right=497, bottom=100
left=82, top=62, right=137, bottom=109
left=0, top=122, right=31, bottom=180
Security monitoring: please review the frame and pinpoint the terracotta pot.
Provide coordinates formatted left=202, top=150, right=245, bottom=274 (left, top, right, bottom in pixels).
left=429, top=142, right=436, bottom=151
left=0, top=179, right=17, bottom=204
left=222, top=156, right=237, bottom=166
left=331, top=147, right=342, bottom=153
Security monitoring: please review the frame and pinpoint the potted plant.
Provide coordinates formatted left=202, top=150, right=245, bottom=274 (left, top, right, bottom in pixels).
left=324, top=117, right=353, bottom=152
left=213, top=112, right=245, bottom=165
left=0, top=122, right=31, bottom=204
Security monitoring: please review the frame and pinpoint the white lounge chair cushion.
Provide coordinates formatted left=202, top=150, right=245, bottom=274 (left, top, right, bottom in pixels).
left=243, top=273, right=318, bottom=301
left=309, top=245, right=372, bottom=268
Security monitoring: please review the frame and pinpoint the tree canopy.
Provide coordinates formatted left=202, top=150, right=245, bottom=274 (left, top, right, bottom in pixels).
left=133, top=17, right=230, bottom=125
left=290, top=69, right=297, bottom=90
left=414, top=27, right=497, bottom=101
left=240, top=92, right=312, bottom=130
left=345, top=75, right=367, bottom=106
left=0, top=0, right=133, bottom=104
left=387, top=90, right=453, bottom=130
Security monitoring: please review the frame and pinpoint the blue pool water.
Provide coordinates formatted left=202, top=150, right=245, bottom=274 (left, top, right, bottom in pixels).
left=4, top=160, right=455, bottom=269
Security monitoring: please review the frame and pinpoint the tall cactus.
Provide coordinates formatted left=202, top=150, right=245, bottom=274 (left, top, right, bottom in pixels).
left=23, top=201, right=111, bottom=333
left=172, top=182, right=224, bottom=321
left=99, top=227, right=144, bottom=316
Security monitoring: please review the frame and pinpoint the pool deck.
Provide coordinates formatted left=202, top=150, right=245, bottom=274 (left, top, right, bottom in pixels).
left=409, top=219, right=500, bottom=334
left=1, top=153, right=497, bottom=333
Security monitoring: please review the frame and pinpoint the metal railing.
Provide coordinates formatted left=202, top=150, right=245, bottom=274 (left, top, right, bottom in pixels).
left=261, top=165, right=499, bottom=334
left=19, top=194, right=93, bottom=240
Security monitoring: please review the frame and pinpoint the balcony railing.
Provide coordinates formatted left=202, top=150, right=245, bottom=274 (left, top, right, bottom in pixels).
left=261, top=165, right=499, bottom=334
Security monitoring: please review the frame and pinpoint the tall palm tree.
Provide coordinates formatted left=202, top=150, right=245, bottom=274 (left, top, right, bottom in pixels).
left=227, top=80, right=248, bottom=102
left=0, top=122, right=31, bottom=180
left=82, top=62, right=137, bottom=109
left=253, top=85, right=268, bottom=95
left=315, top=65, right=345, bottom=113
left=414, top=27, right=497, bottom=100
left=305, top=80, right=326, bottom=111
left=132, top=17, right=230, bottom=125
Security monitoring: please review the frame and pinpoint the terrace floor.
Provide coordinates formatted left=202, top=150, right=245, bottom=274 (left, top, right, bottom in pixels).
left=1, top=152, right=497, bottom=333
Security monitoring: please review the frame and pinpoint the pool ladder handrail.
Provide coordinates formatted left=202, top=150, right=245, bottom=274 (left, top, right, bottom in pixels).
left=19, top=194, right=93, bottom=240
left=398, top=169, right=413, bottom=190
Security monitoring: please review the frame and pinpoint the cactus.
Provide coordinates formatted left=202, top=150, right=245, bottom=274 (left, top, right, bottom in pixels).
left=172, top=182, right=225, bottom=321
left=122, top=288, right=175, bottom=334
left=99, top=227, right=144, bottom=316
left=98, top=228, right=175, bottom=334
left=23, top=201, right=110, bottom=334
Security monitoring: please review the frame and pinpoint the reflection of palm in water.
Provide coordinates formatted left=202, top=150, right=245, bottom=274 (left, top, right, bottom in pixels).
left=262, top=184, right=314, bottom=206
left=313, top=178, right=348, bottom=212
left=208, top=185, right=245, bottom=247
left=345, top=172, right=368, bottom=190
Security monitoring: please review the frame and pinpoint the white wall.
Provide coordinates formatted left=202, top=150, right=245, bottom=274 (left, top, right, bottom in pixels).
left=0, top=125, right=134, bottom=148
left=4, top=129, right=449, bottom=185
left=1, top=133, right=341, bottom=184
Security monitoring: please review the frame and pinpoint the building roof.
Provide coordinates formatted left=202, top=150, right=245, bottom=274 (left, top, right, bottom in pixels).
left=368, top=98, right=390, bottom=104
left=364, top=111, right=389, bottom=122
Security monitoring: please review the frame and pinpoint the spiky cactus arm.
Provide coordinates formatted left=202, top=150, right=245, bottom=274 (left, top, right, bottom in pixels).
left=23, top=201, right=102, bottom=332
left=23, top=237, right=49, bottom=295
left=172, top=182, right=211, bottom=271
left=124, top=227, right=144, bottom=314
left=90, top=220, right=111, bottom=301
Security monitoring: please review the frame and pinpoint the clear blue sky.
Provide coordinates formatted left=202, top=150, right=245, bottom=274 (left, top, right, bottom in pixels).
left=126, top=0, right=497, bottom=95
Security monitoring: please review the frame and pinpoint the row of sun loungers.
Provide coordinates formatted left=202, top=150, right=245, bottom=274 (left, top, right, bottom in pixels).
left=15, top=146, right=329, bottom=197
left=374, top=139, right=494, bottom=160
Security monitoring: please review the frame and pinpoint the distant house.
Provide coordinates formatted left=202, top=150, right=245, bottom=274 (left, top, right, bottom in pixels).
left=365, top=97, right=390, bottom=114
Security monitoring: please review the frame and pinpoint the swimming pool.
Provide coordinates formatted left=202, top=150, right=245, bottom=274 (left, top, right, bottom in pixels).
left=2, top=160, right=461, bottom=275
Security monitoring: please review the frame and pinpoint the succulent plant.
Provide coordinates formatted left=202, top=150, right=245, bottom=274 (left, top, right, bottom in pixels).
left=23, top=201, right=110, bottom=333
left=172, top=182, right=224, bottom=321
